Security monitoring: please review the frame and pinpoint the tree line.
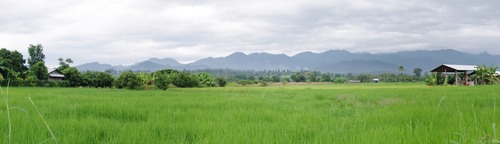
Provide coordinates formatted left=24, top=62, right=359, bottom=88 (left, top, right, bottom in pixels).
left=6, top=44, right=495, bottom=89
left=0, top=44, right=227, bottom=90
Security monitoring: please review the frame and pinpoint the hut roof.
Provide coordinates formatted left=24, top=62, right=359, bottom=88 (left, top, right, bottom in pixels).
left=48, top=70, right=65, bottom=78
left=430, top=64, right=477, bottom=72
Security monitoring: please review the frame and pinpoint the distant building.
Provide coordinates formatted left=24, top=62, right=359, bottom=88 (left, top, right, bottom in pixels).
left=373, top=78, right=380, bottom=83
left=48, top=70, right=65, bottom=81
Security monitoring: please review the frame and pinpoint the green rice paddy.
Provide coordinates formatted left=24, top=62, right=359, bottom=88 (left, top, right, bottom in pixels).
left=1, top=83, right=499, bottom=143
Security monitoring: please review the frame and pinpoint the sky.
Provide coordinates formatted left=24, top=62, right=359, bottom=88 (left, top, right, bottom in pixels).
left=1, top=0, right=500, bottom=68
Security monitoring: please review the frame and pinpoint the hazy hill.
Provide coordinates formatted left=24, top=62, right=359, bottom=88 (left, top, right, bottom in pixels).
left=146, top=57, right=182, bottom=66
left=76, top=49, right=500, bottom=74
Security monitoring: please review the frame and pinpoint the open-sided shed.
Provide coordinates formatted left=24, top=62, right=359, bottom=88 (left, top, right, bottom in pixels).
left=430, top=64, right=477, bottom=85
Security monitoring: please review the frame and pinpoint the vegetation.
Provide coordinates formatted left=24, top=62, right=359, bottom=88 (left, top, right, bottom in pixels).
left=27, top=44, right=45, bottom=67
left=27, top=62, right=48, bottom=81
left=114, top=71, right=142, bottom=90
left=82, top=71, right=114, bottom=88
left=1, top=84, right=499, bottom=143
left=472, top=65, right=499, bottom=85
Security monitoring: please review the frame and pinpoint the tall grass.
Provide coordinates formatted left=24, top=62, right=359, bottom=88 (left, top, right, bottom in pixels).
left=1, top=79, right=12, bottom=144
left=0, top=83, right=499, bottom=143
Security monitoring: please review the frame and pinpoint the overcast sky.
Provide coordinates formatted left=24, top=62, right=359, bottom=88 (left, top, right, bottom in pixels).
left=1, top=0, right=499, bottom=67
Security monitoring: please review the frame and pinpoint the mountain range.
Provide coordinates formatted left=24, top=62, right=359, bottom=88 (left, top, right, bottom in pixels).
left=76, top=49, right=500, bottom=74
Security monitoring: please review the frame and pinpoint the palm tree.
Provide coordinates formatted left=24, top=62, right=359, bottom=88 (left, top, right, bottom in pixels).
left=471, top=65, right=499, bottom=85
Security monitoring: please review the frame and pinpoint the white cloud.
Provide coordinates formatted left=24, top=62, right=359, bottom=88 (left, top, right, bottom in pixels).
left=1, top=0, right=500, bottom=67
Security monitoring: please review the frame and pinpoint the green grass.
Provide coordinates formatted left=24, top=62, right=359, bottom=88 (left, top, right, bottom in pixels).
left=1, top=83, right=499, bottom=143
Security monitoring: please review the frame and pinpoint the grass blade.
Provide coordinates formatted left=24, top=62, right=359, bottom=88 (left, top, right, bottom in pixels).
left=29, top=97, right=58, bottom=144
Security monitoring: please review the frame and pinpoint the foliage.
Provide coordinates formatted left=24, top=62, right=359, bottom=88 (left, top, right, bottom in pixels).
left=306, top=72, right=318, bottom=82
left=413, top=68, right=423, bottom=77
left=115, top=71, right=142, bottom=90
left=357, top=74, right=372, bottom=83
left=138, top=72, right=155, bottom=85
left=62, top=67, right=83, bottom=87
left=290, top=72, right=306, bottom=82
left=196, top=73, right=218, bottom=87
left=0, top=48, right=28, bottom=79
left=424, top=72, right=438, bottom=86
left=398, top=65, right=405, bottom=74
left=471, top=65, right=499, bottom=85
left=216, top=77, right=227, bottom=87
left=28, top=61, right=48, bottom=81
left=154, top=69, right=179, bottom=90
left=171, top=72, right=199, bottom=88
left=320, top=74, right=332, bottom=82
left=57, top=58, right=73, bottom=71
left=82, top=71, right=115, bottom=88
left=333, top=77, right=347, bottom=83
left=27, top=44, right=45, bottom=67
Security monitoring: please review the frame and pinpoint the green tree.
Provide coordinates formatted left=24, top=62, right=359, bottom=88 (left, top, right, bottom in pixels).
left=398, top=65, right=405, bottom=74
left=27, top=44, right=45, bottom=67
left=290, top=72, right=306, bottom=82
left=0, top=48, right=28, bottom=79
left=82, top=71, right=114, bottom=88
left=216, top=77, right=227, bottom=87
left=413, top=68, right=423, bottom=77
left=320, top=74, right=332, bottom=82
left=115, top=71, right=141, bottom=90
left=28, top=61, right=48, bottom=80
left=153, top=69, right=180, bottom=90
left=471, top=65, right=499, bottom=85
left=307, top=72, right=318, bottom=82
left=62, top=67, right=83, bottom=87
left=57, top=58, right=73, bottom=71
left=171, top=72, right=199, bottom=88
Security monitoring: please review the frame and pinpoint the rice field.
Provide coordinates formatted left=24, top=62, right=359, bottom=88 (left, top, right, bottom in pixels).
left=1, top=83, right=499, bottom=143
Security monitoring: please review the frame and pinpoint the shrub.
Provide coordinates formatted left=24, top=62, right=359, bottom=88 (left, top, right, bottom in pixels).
left=171, top=72, right=199, bottom=88
left=83, top=71, right=114, bottom=88
left=197, top=73, right=218, bottom=87
left=216, top=77, right=227, bottom=87
left=115, top=71, right=141, bottom=90
left=424, top=73, right=437, bottom=86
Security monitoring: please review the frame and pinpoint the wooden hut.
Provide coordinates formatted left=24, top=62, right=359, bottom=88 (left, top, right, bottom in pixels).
left=48, top=70, right=65, bottom=81
left=430, top=64, right=476, bottom=85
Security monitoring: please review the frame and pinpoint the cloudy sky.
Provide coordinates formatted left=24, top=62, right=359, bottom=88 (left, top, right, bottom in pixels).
left=1, top=0, right=499, bottom=67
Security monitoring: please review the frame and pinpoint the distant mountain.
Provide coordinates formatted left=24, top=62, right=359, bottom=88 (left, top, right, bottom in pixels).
left=190, top=52, right=304, bottom=70
left=76, top=62, right=115, bottom=72
left=126, top=61, right=167, bottom=71
left=76, top=49, right=500, bottom=74
left=145, top=57, right=182, bottom=66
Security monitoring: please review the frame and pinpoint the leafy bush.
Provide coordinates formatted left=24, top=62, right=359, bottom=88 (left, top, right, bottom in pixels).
left=334, top=77, right=347, bottom=83
left=216, top=77, right=227, bottom=87
left=153, top=69, right=179, bottom=90
left=115, top=71, right=141, bottom=90
left=62, top=67, right=83, bottom=87
left=197, top=73, right=218, bottom=87
left=83, top=71, right=115, bottom=88
left=171, top=72, right=199, bottom=88
left=424, top=73, right=437, bottom=86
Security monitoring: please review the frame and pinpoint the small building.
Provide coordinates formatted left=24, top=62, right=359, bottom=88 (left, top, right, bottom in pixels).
left=373, top=78, right=380, bottom=83
left=48, top=70, right=65, bottom=81
left=430, top=64, right=477, bottom=85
